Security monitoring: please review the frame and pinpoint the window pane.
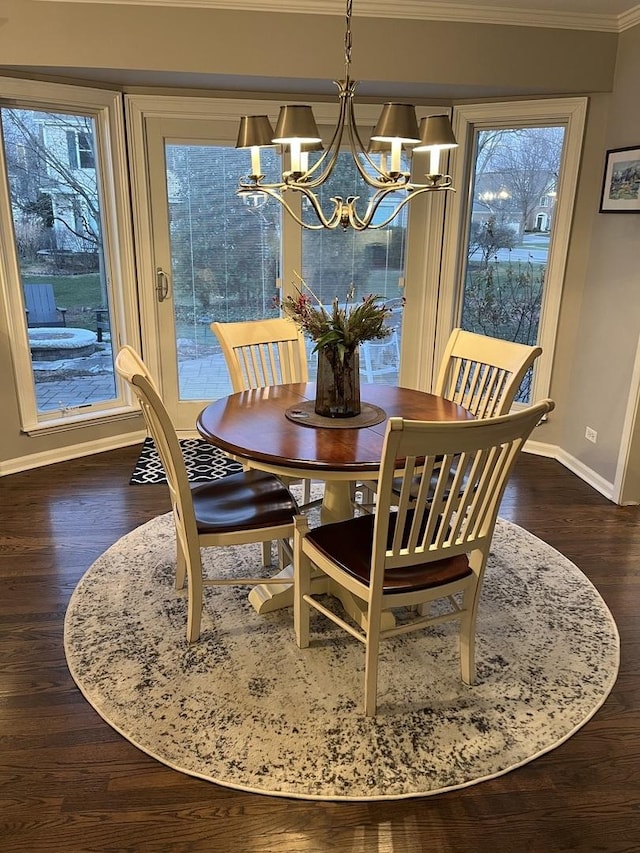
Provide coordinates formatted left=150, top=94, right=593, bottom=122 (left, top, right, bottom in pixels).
left=300, top=151, right=406, bottom=384
left=460, top=126, right=565, bottom=402
left=1, top=107, right=116, bottom=414
left=165, top=143, right=281, bottom=399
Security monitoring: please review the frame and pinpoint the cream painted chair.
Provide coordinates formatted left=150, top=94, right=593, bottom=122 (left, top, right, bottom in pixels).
left=435, top=328, right=543, bottom=418
left=357, top=329, right=543, bottom=510
left=116, top=345, right=299, bottom=644
left=211, top=317, right=308, bottom=391
left=211, top=317, right=315, bottom=506
left=294, top=398, right=555, bottom=716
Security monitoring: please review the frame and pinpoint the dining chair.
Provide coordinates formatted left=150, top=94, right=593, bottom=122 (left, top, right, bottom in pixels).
left=211, top=317, right=315, bottom=506
left=293, top=398, right=555, bottom=716
left=435, top=328, right=543, bottom=418
left=357, top=329, right=543, bottom=510
left=211, top=317, right=308, bottom=392
left=116, top=345, right=299, bottom=644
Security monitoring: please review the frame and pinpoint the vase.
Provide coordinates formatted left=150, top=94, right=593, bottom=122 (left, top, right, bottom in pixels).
left=315, top=345, right=361, bottom=418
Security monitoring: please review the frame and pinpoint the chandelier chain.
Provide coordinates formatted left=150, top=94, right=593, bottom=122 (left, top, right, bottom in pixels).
left=344, top=0, right=353, bottom=78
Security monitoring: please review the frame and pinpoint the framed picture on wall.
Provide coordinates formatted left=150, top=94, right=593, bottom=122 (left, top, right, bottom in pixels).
left=599, top=145, right=640, bottom=213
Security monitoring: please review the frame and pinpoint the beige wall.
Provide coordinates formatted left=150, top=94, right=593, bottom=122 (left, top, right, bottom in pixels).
left=0, top=0, right=637, bottom=497
left=554, top=23, right=640, bottom=494
left=0, top=0, right=618, bottom=95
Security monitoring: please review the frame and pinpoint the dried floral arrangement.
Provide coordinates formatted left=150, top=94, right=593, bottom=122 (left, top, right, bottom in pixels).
left=279, top=274, right=392, bottom=361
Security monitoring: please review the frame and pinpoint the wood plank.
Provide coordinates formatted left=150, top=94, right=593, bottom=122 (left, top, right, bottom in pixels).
left=0, top=448, right=639, bottom=852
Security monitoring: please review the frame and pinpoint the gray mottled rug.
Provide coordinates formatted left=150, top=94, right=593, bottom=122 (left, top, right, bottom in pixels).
left=64, top=511, right=619, bottom=801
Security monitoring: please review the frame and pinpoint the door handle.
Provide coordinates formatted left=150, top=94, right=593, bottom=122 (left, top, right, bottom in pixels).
left=156, top=267, right=170, bottom=302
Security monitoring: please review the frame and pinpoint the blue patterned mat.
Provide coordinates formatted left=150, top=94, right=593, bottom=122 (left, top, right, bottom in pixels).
left=130, top=437, right=243, bottom=484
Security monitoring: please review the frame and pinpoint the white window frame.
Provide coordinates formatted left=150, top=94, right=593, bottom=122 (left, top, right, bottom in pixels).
left=434, top=98, right=587, bottom=403
left=0, top=77, right=140, bottom=433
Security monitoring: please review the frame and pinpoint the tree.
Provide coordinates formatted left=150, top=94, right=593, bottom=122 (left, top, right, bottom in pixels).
left=468, top=215, right=517, bottom=265
left=2, top=107, right=108, bottom=306
left=477, top=127, right=563, bottom=237
left=4, top=109, right=102, bottom=255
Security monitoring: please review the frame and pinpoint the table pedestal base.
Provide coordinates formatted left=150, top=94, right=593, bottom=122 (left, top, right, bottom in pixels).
left=248, top=568, right=396, bottom=632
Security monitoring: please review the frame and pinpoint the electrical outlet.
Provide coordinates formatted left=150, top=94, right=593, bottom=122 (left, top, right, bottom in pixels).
left=585, top=426, right=597, bottom=444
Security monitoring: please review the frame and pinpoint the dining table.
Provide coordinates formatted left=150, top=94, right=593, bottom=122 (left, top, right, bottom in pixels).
left=196, top=382, right=472, bottom=626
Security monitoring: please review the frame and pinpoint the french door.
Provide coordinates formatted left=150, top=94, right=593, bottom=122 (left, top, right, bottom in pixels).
left=127, top=97, right=414, bottom=429
left=141, top=116, right=283, bottom=427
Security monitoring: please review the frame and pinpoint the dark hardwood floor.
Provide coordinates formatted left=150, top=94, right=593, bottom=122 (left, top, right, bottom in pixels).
left=1, top=447, right=639, bottom=852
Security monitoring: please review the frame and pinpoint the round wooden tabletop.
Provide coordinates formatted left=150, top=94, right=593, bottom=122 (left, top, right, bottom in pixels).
left=196, top=382, right=471, bottom=476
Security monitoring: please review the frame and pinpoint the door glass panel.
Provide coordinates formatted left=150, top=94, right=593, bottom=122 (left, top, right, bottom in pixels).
left=164, top=143, right=281, bottom=400
left=1, top=107, right=116, bottom=414
left=460, top=125, right=565, bottom=402
left=300, top=151, right=406, bottom=384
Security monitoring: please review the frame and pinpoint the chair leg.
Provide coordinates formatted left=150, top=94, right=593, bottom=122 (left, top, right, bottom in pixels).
left=459, top=588, right=478, bottom=686
left=293, top=516, right=311, bottom=649
left=359, top=483, right=375, bottom=511
left=302, top=478, right=311, bottom=505
left=175, top=530, right=187, bottom=590
left=363, top=619, right=381, bottom=717
left=185, top=542, right=204, bottom=644
left=262, top=541, right=273, bottom=567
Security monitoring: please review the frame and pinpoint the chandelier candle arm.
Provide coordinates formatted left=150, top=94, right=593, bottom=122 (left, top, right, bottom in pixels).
left=235, top=0, right=457, bottom=231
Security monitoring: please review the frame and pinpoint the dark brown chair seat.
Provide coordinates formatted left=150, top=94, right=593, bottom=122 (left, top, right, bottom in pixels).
left=192, top=469, right=298, bottom=534
left=306, top=513, right=471, bottom=593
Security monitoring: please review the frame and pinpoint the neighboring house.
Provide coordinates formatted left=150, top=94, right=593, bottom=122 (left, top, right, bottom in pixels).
left=5, top=111, right=99, bottom=259
left=472, top=171, right=557, bottom=235
left=39, top=119, right=98, bottom=255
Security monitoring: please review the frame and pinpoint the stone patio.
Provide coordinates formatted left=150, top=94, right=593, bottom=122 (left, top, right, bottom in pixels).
left=32, top=337, right=398, bottom=412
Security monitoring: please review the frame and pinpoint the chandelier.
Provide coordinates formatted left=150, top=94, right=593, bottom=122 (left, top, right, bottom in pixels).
left=235, top=0, right=457, bottom=231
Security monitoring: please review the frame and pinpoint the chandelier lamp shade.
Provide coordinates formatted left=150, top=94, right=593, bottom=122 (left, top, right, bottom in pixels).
left=235, top=0, right=457, bottom=231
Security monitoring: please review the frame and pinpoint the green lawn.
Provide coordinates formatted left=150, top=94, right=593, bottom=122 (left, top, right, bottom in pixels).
left=23, top=273, right=103, bottom=309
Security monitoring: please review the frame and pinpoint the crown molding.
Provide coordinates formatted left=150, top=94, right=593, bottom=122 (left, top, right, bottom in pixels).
left=619, top=4, right=640, bottom=29
left=32, top=0, right=640, bottom=34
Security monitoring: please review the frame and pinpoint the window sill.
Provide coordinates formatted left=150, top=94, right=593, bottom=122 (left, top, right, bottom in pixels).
left=21, top=405, right=141, bottom=436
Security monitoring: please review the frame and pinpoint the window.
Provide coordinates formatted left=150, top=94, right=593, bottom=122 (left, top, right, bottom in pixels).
left=77, top=131, right=95, bottom=169
left=460, top=125, right=565, bottom=401
left=164, top=141, right=282, bottom=400
left=436, top=99, right=587, bottom=404
left=0, top=78, right=138, bottom=431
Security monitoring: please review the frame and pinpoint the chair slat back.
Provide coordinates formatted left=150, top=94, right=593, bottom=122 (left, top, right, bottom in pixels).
left=211, top=318, right=308, bottom=392
left=435, top=328, right=542, bottom=418
left=115, top=346, right=197, bottom=552
left=371, top=400, right=554, bottom=588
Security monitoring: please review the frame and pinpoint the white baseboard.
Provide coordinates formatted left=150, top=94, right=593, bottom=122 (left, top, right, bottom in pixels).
left=525, top=438, right=616, bottom=503
left=0, top=431, right=147, bottom=477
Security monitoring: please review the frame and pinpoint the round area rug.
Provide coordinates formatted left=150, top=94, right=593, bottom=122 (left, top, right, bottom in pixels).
left=64, top=513, right=619, bottom=801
